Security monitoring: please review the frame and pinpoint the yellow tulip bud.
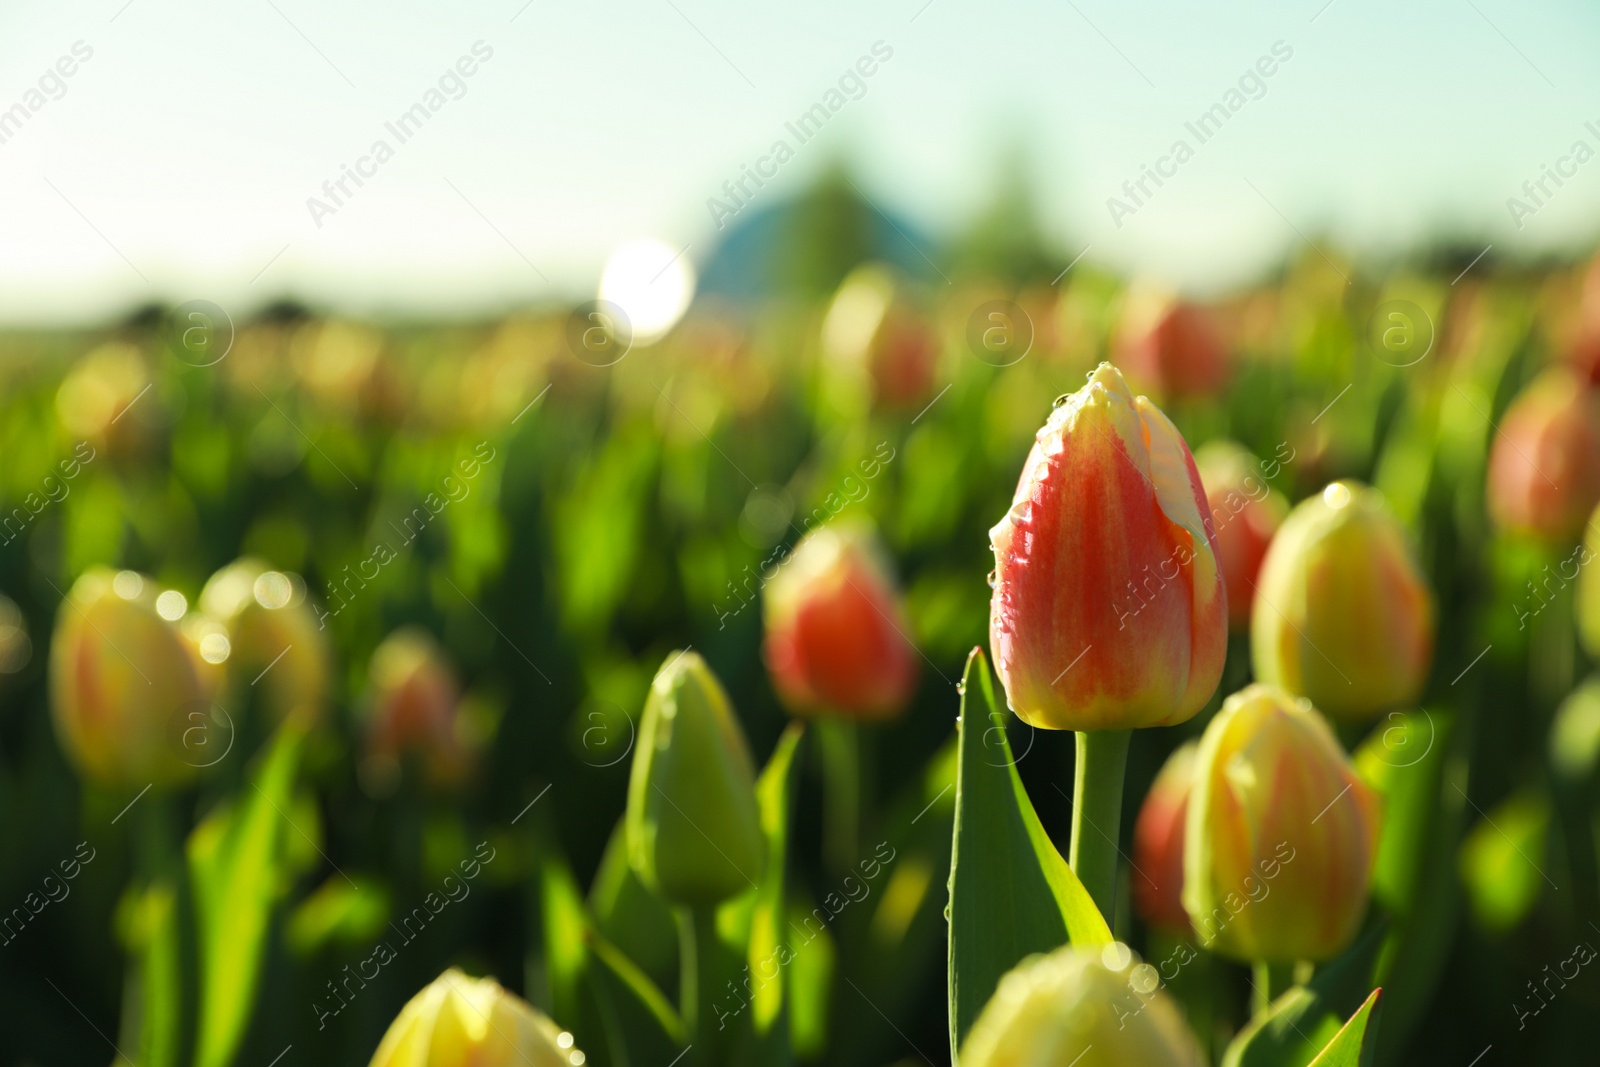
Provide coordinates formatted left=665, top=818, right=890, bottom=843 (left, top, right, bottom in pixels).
left=626, top=651, right=764, bottom=906
left=199, top=557, right=329, bottom=725
left=1251, top=480, right=1434, bottom=720
left=1183, top=684, right=1380, bottom=963
left=49, top=569, right=207, bottom=788
left=368, top=968, right=585, bottom=1067
left=959, top=943, right=1204, bottom=1067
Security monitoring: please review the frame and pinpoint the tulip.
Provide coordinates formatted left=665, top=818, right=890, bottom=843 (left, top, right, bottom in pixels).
left=989, top=362, right=1226, bottom=732
left=369, top=968, right=585, bottom=1067
left=1131, top=742, right=1198, bottom=935
left=1251, top=480, right=1435, bottom=720
left=626, top=651, right=764, bottom=906
left=361, top=628, right=473, bottom=791
left=959, top=942, right=1204, bottom=1067
left=989, top=362, right=1226, bottom=922
left=763, top=521, right=918, bottom=719
left=50, top=568, right=207, bottom=788
left=821, top=264, right=938, bottom=410
left=200, top=558, right=329, bottom=725
left=1183, top=684, right=1379, bottom=963
left=1194, top=441, right=1287, bottom=629
left=1114, top=288, right=1229, bottom=401
left=1485, top=368, right=1600, bottom=544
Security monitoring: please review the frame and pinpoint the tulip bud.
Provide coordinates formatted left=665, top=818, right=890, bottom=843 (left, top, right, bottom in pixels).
left=1251, top=481, right=1434, bottom=720
left=763, top=521, right=918, bottom=719
left=361, top=628, right=473, bottom=791
left=959, top=942, right=1204, bottom=1067
left=200, top=558, right=329, bottom=725
left=1194, top=441, right=1287, bottom=629
left=369, top=968, right=585, bottom=1067
left=1183, top=684, right=1379, bottom=963
left=627, top=651, right=764, bottom=906
left=988, top=362, right=1227, bottom=731
left=1115, top=288, right=1229, bottom=401
left=1486, top=369, right=1600, bottom=543
left=1131, top=742, right=1198, bottom=935
left=50, top=569, right=206, bottom=788
left=821, top=264, right=938, bottom=411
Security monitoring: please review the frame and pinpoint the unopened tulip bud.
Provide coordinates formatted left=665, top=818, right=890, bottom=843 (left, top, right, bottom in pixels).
left=200, top=558, right=329, bottom=724
left=1131, top=742, right=1198, bottom=935
left=1486, top=369, right=1600, bottom=543
left=1194, top=441, right=1287, bottom=629
left=763, top=522, right=918, bottom=719
left=960, top=942, right=1204, bottom=1067
left=1183, top=684, right=1379, bottom=963
left=627, top=651, right=764, bottom=905
left=989, top=362, right=1227, bottom=731
left=821, top=264, right=938, bottom=410
left=368, top=968, right=585, bottom=1067
left=50, top=569, right=206, bottom=788
left=1115, top=288, right=1229, bottom=401
left=1251, top=480, right=1434, bottom=720
left=362, top=628, right=472, bottom=790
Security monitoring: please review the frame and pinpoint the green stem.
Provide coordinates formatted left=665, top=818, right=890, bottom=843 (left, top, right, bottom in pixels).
left=817, top=718, right=861, bottom=874
left=1069, top=729, right=1131, bottom=927
left=679, top=905, right=725, bottom=1064
left=1252, top=960, right=1294, bottom=1017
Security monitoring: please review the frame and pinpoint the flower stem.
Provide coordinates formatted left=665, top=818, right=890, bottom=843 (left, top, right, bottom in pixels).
left=679, top=905, right=724, bottom=1064
left=1252, top=960, right=1295, bottom=1017
left=1069, top=728, right=1131, bottom=926
left=817, top=718, right=861, bottom=873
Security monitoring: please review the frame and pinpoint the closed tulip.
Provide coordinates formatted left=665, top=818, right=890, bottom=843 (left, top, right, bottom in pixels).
left=988, top=362, right=1227, bottom=732
left=821, top=264, right=938, bottom=410
left=959, top=943, right=1204, bottom=1067
left=369, top=968, right=585, bottom=1067
left=1251, top=481, right=1434, bottom=720
left=1183, top=684, right=1379, bottom=963
left=763, top=521, right=918, bottom=719
left=1194, top=441, right=1287, bottom=629
left=50, top=569, right=206, bottom=788
left=1131, top=742, right=1198, bottom=935
left=362, top=628, right=473, bottom=790
left=627, top=651, right=764, bottom=906
left=1486, top=368, right=1600, bottom=543
left=1115, top=288, right=1229, bottom=401
left=200, top=558, right=329, bottom=724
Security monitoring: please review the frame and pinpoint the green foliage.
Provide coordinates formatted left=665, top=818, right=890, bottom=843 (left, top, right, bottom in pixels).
left=947, top=647, right=1111, bottom=1057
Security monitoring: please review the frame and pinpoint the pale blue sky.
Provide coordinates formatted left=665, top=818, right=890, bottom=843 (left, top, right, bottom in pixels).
left=1, top=0, right=1598, bottom=323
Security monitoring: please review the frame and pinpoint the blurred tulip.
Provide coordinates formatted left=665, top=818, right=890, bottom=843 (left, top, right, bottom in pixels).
left=821, top=264, right=938, bottom=410
left=1131, top=741, right=1198, bottom=935
left=1194, top=441, right=1288, bottom=629
left=959, top=942, right=1204, bottom=1067
left=1115, top=287, right=1229, bottom=401
left=369, top=968, right=585, bottom=1067
left=1183, top=684, right=1379, bottom=963
left=763, top=521, right=918, bottom=719
left=626, top=651, right=764, bottom=905
left=1251, top=480, right=1435, bottom=720
left=362, top=628, right=473, bottom=791
left=0, top=593, right=31, bottom=679
left=988, top=362, right=1227, bottom=731
left=55, top=342, right=152, bottom=452
left=50, top=568, right=206, bottom=788
left=200, top=558, right=329, bottom=724
left=1486, top=368, right=1600, bottom=543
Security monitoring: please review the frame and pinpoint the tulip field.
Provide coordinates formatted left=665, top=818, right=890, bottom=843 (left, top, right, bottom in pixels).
left=6, top=250, right=1600, bottom=1067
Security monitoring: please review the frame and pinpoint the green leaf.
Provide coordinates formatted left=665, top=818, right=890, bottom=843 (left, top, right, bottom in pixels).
left=1307, top=989, right=1384, bottom=1067
left=187, top=721, right=306, bottom=1067
left=1223, top=920, right=1387, bottom=1067
left=947, top=647, right=1112, bottom=1057
left=739, top=721, right=805, bottom=1038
